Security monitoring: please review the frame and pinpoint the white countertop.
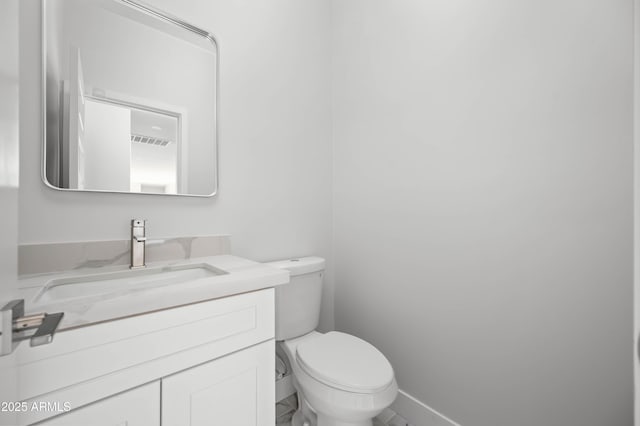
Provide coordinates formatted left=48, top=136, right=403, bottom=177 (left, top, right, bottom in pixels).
left=16, top=255, right=289, bottom=331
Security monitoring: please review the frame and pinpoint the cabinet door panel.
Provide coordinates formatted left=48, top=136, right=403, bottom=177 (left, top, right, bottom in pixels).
left=34, top=381, right=159, bottom=426
left=162, top=340, right=274, bottom=426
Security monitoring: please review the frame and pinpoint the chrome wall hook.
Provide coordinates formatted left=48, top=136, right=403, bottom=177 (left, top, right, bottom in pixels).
left=0, top=299, right=64, bottom=356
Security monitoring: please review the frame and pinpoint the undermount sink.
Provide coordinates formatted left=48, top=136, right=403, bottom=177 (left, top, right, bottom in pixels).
left=33, top=263, right=228, bottom=304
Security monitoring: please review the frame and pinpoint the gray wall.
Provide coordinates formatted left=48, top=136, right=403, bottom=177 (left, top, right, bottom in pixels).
left=332, top=0, right=633, bottom=425
left=19, top=0, right=334, bottom=331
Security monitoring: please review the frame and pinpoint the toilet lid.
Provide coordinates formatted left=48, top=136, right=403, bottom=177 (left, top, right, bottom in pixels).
left=296, top=332, right=394, bottom=394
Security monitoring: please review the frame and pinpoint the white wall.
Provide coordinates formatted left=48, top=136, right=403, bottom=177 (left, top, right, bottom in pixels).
left=332, top=1, right=633, bottom=425
left=0, top=2, right=20, bottom=421
left=19, top=0, right=334, bottom=331
left=1, top=1, right=20, bottom=291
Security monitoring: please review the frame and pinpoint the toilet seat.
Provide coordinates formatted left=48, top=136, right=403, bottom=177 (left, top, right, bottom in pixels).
left=296, top=331, right=394, bottom=394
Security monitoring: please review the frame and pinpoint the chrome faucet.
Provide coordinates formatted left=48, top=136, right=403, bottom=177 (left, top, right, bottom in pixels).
left=130, top=219, right=147, bottom=269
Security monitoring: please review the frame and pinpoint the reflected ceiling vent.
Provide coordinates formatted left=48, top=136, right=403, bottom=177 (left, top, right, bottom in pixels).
left=131, top=133, right=172, bottom=147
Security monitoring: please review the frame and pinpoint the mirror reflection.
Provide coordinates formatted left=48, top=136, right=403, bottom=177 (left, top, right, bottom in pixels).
left=43, top=0, right=218, bottom=196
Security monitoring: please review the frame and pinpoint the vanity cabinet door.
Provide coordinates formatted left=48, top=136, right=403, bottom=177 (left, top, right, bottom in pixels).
left=162, top=339, right=275, bottom=426
left=34, top=381, right=160, bottom=426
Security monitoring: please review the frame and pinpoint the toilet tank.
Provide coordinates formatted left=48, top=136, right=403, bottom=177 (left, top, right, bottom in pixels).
left=267, top=257, right=325, bottom=341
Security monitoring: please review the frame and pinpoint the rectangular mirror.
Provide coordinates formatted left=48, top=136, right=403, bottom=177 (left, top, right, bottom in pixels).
left=43, top=0, right=218, bottom=196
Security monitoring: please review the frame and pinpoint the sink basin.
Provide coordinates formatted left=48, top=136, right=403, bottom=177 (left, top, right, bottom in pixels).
left=34, top=263, right=227, bottom=304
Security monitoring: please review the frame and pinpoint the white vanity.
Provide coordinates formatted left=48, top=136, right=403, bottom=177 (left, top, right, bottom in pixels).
left=8, top=255, right=288, bottom=425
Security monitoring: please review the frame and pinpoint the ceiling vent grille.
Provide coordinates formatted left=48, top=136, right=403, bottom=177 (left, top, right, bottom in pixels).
left=131, top=134, right=172, bottom=147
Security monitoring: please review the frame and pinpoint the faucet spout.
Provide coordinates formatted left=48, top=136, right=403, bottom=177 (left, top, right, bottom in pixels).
left=130, top=219, right=147, bottom=269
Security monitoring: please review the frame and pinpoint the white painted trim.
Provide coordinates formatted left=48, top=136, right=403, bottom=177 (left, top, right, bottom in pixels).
left=634, top=0, right=640, bottom=423
left=391, top=390, right=461, bottom=426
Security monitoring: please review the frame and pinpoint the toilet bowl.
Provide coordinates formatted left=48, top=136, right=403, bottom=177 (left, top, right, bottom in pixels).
left=268, top=257, right=398, bottom=426
left=280, top=331, right=398, bottom=426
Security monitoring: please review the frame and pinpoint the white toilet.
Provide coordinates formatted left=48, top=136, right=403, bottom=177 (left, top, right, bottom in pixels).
left=268, top=257, right=398, bottom=426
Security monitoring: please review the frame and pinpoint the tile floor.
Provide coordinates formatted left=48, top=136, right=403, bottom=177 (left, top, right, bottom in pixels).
left=374, top=407, right=414, bottom=426
left=276, top=395, right=414, bottom=426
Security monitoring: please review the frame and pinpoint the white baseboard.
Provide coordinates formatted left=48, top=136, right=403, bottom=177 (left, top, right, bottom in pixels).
left=391, top=390, right=461, bottom=426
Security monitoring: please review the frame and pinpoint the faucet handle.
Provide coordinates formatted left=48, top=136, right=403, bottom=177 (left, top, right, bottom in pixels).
left=131, top=219, right=146, bottom=237
left=132, top=219, right=146, bottom=228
